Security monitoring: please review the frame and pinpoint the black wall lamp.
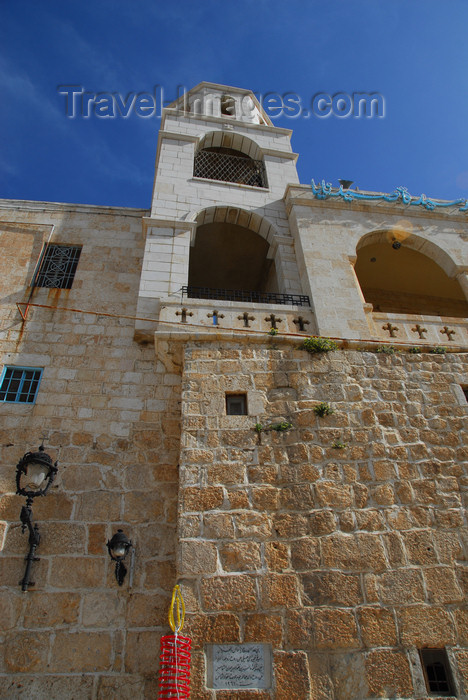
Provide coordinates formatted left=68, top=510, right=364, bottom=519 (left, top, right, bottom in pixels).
left=107, top=529, right=133, bottom=586
left=15, top=444, right=58, bottom=591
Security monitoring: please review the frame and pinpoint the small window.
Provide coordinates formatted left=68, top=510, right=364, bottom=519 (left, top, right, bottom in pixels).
left=419, top=649, right=455, bottom=696
left=0, top=367, right=43, bottom=403
left=462, top=386, right=468, bottom=403
left=226, top=393, right=247, bottom=415
left=33, top=244, right=82, bottom=289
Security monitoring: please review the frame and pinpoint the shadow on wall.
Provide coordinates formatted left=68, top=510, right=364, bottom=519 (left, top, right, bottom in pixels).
left=354, top=232, right=468, bottom=317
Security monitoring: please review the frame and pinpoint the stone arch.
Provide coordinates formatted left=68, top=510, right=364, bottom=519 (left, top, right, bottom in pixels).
left=187, top=206, right=280, bottom=294
left=195, top=131, right=264, bottom=161
left=354, top=229, right=468, bottom=317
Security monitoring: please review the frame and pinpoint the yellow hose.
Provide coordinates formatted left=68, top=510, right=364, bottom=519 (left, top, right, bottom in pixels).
left=168, top=585, right=185, bottom=633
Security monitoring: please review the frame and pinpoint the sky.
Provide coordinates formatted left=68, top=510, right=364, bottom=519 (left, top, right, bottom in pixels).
left=1, top=0, right=468, bottom=209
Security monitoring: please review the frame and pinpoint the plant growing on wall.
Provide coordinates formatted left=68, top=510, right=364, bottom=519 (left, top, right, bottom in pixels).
left=301, top=336, right=338, bottom=353
left=331, top=439, right=347, bottom=449
left=408, top=346, right=422, bottom=354
left=254, top=421, right=293, bottom=433
left=429, top=346, right=447, bottom=354
left=268, top=328, right=279, bottom=336
left=375, top=345, right=397, bottom=354
left=313, top=402, right=334, bottom=417
left=269, top=421, right=292, bottom=431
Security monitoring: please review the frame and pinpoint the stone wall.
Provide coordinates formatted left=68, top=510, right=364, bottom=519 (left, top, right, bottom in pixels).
left=177, top=340, right=468, bottom=699
left=0, top=203, right=180, bottom=698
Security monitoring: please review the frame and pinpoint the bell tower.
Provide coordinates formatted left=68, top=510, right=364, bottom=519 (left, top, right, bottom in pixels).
left=135, top=82, right=312, bottom=340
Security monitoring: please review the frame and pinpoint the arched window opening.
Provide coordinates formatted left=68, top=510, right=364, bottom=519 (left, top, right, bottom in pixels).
left=188, top=221, right=277, bottom=299
left=355, top=239, right=468, bottom=317
left=221, top=94, right=236, bottom=117
left=193, top=131, right=268, bottom=188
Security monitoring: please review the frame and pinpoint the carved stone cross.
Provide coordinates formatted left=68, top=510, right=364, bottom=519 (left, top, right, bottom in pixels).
left=238, top=312, right=255, bottom=328
left=440, top=326, right=456, bottom=341
left=382, top=322, right=399, bottom=338
left=207, top=310, right=224, bottom=326
left=293, top=316, right=310, bottom=332
left=175, top=307, right=193, bottom=323
left=411, top=324, right=427, bottom=339
left=265, top=314, right=282, bottom=329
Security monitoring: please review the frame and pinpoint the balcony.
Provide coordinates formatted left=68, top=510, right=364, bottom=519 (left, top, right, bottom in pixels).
left=193, top=150, right=267, bottom=188
left=156, top=296, right=316, bottom=338
left=182, top=286, right=310, bottom=307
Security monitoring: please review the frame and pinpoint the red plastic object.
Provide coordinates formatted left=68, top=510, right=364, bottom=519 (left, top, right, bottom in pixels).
left=158, top=633, right=192, bottom=699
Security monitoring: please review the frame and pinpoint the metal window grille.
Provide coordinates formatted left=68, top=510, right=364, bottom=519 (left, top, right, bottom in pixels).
left=420, top=649, right=455, bottom=696
left=193, top=150, right=267, bottom=188
left=33, top=244, right=82, bottom=289
left=0, top=367, right=43, bottom=403
left=226, top=394, right=247, bottom=415
left=182, top=286, right=310, bottom=307
left=426, top=662, right=450, bottom=693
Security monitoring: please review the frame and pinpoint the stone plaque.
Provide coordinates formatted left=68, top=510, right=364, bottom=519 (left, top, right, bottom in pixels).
left=206, top=643, right=272, bottom=690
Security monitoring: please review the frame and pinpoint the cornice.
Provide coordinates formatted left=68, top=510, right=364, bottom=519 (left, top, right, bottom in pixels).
left=0, top=199, right=148, bottom=217
left=161, top=109, right=293, bottom=137
left=142, top=216, right=197, bottom=233
left=284, top=183, right=468, bottom=222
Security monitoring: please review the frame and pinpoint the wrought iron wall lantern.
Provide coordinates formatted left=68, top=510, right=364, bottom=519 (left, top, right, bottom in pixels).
left=107, top=529, right=133, bottom=586
left=15, top=444, right=58, bottom=591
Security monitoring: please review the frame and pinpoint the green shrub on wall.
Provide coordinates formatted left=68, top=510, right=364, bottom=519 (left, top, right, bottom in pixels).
left=313, top=402, right=334, bottom=417
left=301, top=337, right=338, bottom=354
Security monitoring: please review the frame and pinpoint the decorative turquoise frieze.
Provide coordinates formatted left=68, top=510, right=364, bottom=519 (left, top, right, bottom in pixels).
left=311, top=180, right=468, bottom=212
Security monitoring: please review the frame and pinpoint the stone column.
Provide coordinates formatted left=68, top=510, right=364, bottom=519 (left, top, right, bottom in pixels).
left=455, top=269, right=468, bottom=303
left=288, top=205, right=371, bottom=340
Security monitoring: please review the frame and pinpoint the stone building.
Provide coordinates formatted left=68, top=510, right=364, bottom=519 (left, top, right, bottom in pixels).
left=0, top=82, right=467, bottom=699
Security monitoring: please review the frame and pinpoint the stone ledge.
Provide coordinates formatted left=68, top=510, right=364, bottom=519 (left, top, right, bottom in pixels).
left=154, top=323, right=468, bottom=355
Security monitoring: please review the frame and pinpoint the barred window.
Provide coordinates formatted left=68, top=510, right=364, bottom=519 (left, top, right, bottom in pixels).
left=226, top=393, right=247, bottom=415
left=33, top=244, right=82, bottom=289
left=0, top=367, right=43, bottom=403
left=419, top=649, right=455, bottom=696
left=193, top=149, right=267, bottom=188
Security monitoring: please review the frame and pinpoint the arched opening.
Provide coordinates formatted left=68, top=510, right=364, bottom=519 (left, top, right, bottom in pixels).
left=188, top=208, right=277, bottom=301
left=355, top=234, right=468, bottom=317
left=193, top=131, right=267, bottom=188
left=220, top=94, right=236, bottom=117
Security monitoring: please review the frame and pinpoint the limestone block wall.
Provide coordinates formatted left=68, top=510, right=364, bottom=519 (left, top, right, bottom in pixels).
left=177, top=340, right=468, bottom=699
left=0, top=203, right=180, bottom=698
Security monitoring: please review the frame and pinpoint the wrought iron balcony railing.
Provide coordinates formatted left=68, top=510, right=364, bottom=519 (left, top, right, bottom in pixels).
left=193, top=150, right=268, bottom=188
left=182, top=286, right=310, bottom=307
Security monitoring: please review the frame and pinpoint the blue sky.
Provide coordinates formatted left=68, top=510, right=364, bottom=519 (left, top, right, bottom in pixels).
left=1, top=0, right=468, bottom=208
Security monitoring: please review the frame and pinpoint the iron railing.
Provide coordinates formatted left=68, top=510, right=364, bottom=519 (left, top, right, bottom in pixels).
left=182, top=286, right=310, bottom=307
left=193, top=150, right=268, bottom=188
